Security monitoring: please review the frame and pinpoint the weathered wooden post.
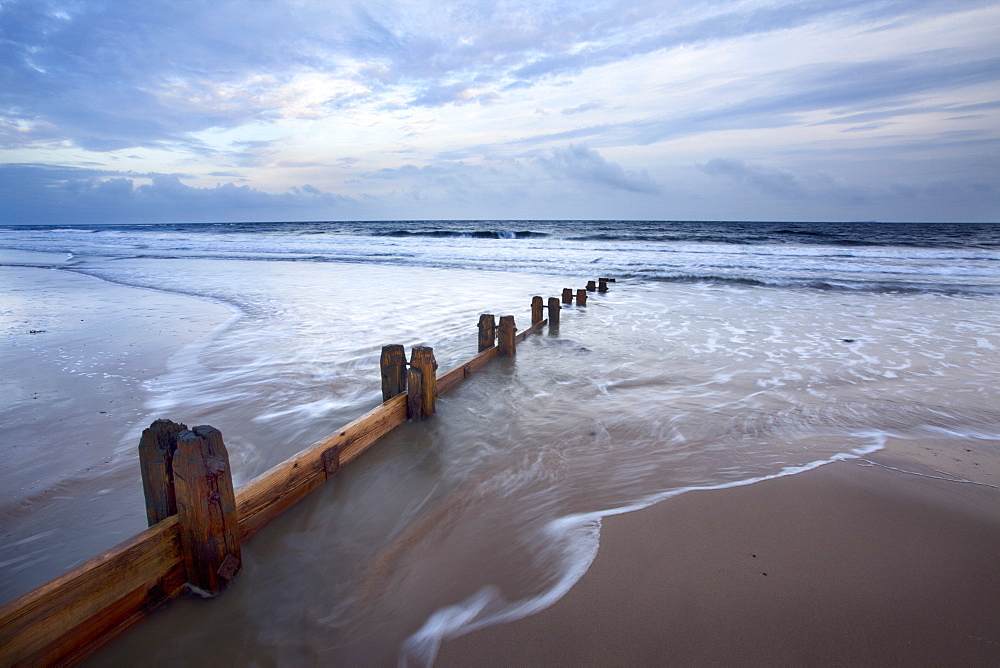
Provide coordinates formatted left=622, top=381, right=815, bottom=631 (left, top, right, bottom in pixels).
left=586, top=280, right=597, bottom=292
left=380, top=344, right=407, bottom=402
left=478, top=314, right=496, bottom=352
left=408, top=346, right=437, bottom=419
left=138, top=418, right=188, bottom=526
left=547, top=297, right=561, bottom=328
left=561, top=288, right=573, bottom=305
left=407, top=366, right=424, bottom=420
left=576, top=289, right=588, bottom=306
left=498, top=315, right=516, bottom=356
left=173, top=425, right=241, bottom=597
left=599, top=279, right=608, bottom=293
left=531, top=296, right=544, bottom=324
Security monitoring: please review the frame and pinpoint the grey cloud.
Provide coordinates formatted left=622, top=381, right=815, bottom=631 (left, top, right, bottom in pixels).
left=699, top=158, right=806, bottom=198
left=0, top=163, right=355, bottom=224
left=540, top=144, right=660, bottom=194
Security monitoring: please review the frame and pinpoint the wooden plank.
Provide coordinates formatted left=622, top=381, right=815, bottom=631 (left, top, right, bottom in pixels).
left=1, top=299, right=561, bottom=665
left=0, top=517, right=184, bottom=667
left=437, top=346, right=498, bottom=395
left=234, top=393, right=408, bottom=540
left=515, top=317, right=547, bottom=342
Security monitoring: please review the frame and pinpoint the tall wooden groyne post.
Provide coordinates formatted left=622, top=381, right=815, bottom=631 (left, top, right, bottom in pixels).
left=0, top=277, right=615, bottom=666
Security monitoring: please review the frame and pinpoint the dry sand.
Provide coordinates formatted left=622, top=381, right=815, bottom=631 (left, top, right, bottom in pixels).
left=438, top=439, right=1000, bottom=667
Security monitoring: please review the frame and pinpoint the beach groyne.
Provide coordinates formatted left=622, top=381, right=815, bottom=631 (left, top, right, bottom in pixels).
left=0, top=280, right=612, bottom=666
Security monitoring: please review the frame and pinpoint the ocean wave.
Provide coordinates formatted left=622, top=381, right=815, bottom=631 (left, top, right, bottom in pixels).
left=377, top=229, right=549, bottom=240
left=643, top=273, right=1000, bottom=296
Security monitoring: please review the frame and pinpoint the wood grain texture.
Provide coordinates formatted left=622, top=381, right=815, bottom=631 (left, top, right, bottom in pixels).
left=380, top=344, right=407, bottom=402
left=0, top=518, right=184, bottom=667
left=498, top=315, right=516, bottom=356
left=173, top=426, right=241, bottom=597
left=137, top=418, right=187, bottom=526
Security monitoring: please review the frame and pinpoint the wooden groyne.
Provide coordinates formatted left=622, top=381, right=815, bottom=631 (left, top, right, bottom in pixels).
left=0, top=280, right=613, bottom=666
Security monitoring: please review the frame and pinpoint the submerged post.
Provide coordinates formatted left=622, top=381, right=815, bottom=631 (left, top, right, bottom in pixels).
left=576, top=289, right=588, bottom=306
left=138, top=418, right=188, bottom=526
left=531, top=296, right=544, bottom=324
left=561, top=288, right=573, bottom=305
left=173, top=425, right=241, bottom=597
left=586, top=280, right=597, bottom=292
left=498, top=315, right=517, bottom=356
left=478, top=314, right=496, bottom=352
left=599, top=279, right=608, bottom=293
left=380, top=344, right=407, bottom=402
left=547, top=297, right=561, bottom=328
left=408, top=346, right=437, bottom=419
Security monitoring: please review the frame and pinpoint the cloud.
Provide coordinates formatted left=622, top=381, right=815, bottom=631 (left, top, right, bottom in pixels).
left=5, top=0, right=994, bottom=151
left=540, top=144, right=660, bottom=194
left=0, top=163, right=356, bottom=224
left=698, top=156, right=1000, bottom=212
left=699, top=158, right=806, bottom=198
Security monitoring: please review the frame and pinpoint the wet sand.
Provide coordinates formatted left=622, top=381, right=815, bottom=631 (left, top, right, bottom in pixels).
left=437, top=439, right=1000, bottom=667
left=0, top=262, right=234, bottom=602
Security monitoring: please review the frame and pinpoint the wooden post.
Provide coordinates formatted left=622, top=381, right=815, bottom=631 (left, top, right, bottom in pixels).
left=561, top=288, right=573, bottom=304
left=408, top=346, right=437, bottom=419
left=598, top=277, right=616, bottom=283
left=576, top=289, right=587, bottom=306
left=406, top=366, right=424, bottom=420
left=173, top=425, right=241, bottom=597
left=478, top=314, right=496, bottom=352
left=138, top=418, right=188, bottom=526
left=531, top=296, right=544, bottom=324
left=599, top=279, right=608, bottom=293
left=498, top=315, right=516, bottom=356
left=547, top=297, right=561, bottom=328
left=586, top=280, right=597, bottom=292
left=380, top=344, right=407, bottom=402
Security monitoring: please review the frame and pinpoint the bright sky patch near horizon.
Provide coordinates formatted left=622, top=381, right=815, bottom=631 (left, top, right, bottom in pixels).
left=2, top=0, right=998, bottom=224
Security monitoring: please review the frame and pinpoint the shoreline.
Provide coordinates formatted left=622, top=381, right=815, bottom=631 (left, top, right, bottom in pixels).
left=437, top=439, right=1000, bottom=666
left=0, top=261, right=234, bottom=603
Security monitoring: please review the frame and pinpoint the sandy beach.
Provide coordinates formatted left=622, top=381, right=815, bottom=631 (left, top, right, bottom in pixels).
left=2, top=232, right=997, bottom=666
left=438, top=438, right=1000, bottom=666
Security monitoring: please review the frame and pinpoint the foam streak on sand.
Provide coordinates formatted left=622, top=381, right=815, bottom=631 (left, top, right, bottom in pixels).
left=404, top=440, right=886, bottom=665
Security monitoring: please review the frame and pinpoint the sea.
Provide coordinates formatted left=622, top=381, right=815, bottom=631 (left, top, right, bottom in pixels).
left=1, top=220, right=999, bottom=664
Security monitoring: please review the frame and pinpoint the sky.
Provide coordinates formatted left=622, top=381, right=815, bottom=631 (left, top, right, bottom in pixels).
left=1, top=0, right=998, bottom=224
